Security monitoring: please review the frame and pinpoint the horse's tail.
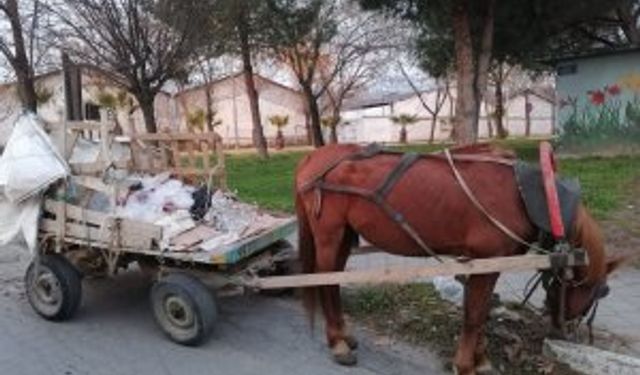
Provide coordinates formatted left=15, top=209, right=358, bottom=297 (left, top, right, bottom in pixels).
left=571, top=203, right=607, bottom=283
left=295, top=190, right=318, bottom=330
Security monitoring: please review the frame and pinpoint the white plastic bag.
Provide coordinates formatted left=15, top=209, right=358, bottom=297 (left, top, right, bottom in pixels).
left=432, top=276, right=464, bottom=306
left=0, top=113, right=69, bottom=202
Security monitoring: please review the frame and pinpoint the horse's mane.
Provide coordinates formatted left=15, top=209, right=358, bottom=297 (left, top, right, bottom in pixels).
left=449, top=143, right=517, bottom=159
left=572, top=204, right=607, bottom=284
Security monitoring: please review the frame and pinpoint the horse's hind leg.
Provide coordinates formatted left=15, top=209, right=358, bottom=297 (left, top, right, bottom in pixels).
left=453, top=273, right=499, bottom=375
left=314, top=224, right=355, bottom=365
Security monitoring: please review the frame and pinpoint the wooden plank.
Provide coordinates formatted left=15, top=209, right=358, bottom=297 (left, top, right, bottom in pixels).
left=249, top=254, right=586, bottom=290
left=133, top=132, right=220, bottom=142
left=170, top=225, right=220, bottom=251
left=43, top=201, right=162, bottom=249
left=206, top=219, right=297, bottom=265
left=118, top=218, right=162, bottom=249
left=41, top=218, right=105, bottom=243
left=66, top=121, right=115, bottom=132
left=44, top=200, right=106, bottom=225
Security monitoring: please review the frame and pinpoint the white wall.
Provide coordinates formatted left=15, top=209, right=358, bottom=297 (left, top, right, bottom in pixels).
left=338, top=86, right=554, bottom=144
left=175, top=74, right=307, bottom=146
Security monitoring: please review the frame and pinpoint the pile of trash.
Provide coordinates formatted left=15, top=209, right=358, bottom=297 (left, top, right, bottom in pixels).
left=108, top=172, right=287, bottom=251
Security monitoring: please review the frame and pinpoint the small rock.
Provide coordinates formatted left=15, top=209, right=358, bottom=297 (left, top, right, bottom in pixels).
left=490, top=306, right=524, bottom=322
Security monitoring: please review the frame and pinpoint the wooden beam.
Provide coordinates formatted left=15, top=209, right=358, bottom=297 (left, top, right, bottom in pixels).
left=248, top=254, right=586, bottom=290
left=132, top=132, right=221, bottom=142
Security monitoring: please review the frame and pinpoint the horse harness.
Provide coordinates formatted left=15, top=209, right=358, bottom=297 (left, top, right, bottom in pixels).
left=299, top=144, right=522, bottom=262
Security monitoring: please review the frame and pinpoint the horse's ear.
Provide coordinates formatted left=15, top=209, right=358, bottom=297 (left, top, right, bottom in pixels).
left=606, top=255, right=629, bottom=274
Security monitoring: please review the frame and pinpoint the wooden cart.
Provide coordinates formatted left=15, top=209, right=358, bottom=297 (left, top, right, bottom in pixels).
left=26, top=117, right=297, bottom=345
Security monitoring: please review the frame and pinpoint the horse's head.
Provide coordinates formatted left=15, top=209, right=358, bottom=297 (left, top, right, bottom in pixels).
left=543, top=256, right=623, bottom=328
left=542, top=204, right=627, bottom=330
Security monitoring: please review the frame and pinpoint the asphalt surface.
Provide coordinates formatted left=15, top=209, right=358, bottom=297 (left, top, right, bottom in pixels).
left=0, top=244, right=446, bottom=375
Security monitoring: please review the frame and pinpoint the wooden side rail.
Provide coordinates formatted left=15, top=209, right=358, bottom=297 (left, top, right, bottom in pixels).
left=129, top=131, right=227, bottom=189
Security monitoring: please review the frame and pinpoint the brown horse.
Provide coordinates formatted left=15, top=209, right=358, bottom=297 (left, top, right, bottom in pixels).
left=294, top=143, right=622, bottom=375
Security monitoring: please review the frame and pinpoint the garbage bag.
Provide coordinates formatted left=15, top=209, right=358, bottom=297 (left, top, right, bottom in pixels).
left=0, top=113, right=69, bottom=202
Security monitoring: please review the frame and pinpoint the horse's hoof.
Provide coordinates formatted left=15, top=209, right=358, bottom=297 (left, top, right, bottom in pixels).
left=331, top=341, right=357, bottom=366
left=453, top=366, right=476, bottom=375
left=475, top=358, right=495, bottom=374
left=344, top=335, right=359, bottom=350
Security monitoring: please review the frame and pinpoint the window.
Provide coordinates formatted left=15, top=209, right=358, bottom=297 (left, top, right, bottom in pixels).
left=556, top=64, right=577, bottom=76
left=84, top=102, right=101, bottom=121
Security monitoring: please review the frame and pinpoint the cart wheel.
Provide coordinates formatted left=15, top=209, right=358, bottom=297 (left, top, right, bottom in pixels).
left=25, top=254, right=83, bottom=321
left=151, top=273, right=216, bottom=346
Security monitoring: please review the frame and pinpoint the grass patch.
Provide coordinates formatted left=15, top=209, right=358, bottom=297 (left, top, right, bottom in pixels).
left=559, top=156, right=640, bottom=218
left=343, top=284, right=580, bottom=375
left=226, top=151, right=307, bottom=212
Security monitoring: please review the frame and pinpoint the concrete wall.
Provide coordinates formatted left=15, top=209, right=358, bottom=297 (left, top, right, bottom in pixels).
left=555, top=51, right=640, bottom=136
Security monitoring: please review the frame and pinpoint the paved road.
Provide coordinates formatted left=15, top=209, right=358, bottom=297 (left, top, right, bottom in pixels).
left=0, top=245, right=445, bottom=375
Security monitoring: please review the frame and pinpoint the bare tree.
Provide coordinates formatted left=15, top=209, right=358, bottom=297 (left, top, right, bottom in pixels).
left=267, top=0, right=393, bottom=147
left=318, top=33, right=388, bottom=144
left=0, top=0, right=43, bottom=112
left=52, top=0, right=206, bottom=133
left=398, top=62, right=449, bottom=144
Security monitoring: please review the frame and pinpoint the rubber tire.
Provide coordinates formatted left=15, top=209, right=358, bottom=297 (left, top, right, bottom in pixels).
left=151, top=273, right=216, bottom=346
left=25, top=254, right=83, bottom=321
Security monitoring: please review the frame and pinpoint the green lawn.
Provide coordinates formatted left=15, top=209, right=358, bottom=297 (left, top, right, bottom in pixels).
left=226, top=141, right=640, bottom=218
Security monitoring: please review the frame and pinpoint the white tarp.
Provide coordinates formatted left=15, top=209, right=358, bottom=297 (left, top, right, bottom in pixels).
left=0, top=113, right=69, bottom=252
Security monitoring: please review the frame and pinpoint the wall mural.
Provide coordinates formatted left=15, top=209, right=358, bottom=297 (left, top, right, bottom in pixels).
left=558, top=71, right=640, bottom=151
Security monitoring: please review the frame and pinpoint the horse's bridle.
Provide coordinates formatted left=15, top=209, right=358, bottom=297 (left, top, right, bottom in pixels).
left=534, top=266, right=609, bottom=343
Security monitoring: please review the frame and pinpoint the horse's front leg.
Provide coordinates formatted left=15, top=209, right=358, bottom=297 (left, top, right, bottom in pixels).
left=453, top=273, right=499, bottom=375
left=315, top=225, right=356, bottom=365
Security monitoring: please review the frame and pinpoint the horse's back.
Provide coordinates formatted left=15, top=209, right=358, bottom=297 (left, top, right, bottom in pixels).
left=295, top=144, right=362, bottom=187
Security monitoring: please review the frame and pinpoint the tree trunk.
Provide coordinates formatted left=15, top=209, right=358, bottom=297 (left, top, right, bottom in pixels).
left=329, top=126, right=338, bottom=144
left=137, top=93, right=157, bottom=133
left=302, top=84, right=324, bottom=147
left=452, top=0, right=476, bottom=145
left=399, top=126, right=407, bottom=144
left=429, top=115, right=437, bottom=143
left=494, top=76, right=507, bottom=138
left=6, top=0, right=37, bottom=112
left=205, top=84, right=214, bottom=132
left=473, top=0, right=496, bottom=137
left=238, top=4, right=268, bottom=159
left=525, top=92, right=531, bottom=137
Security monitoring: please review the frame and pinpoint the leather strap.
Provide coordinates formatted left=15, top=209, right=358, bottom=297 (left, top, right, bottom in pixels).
left=375, top=152, right=420, bottom=199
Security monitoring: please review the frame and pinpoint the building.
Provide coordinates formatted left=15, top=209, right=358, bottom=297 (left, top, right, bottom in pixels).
left=338, top=83, right=555, bottom=144
left=0, top=68, right=308, bottom=148
left=0, top=65, right=173, bottom=145
left=174, top=73, right=308, bottom=147
left=554, top=48, right=640, bottom=140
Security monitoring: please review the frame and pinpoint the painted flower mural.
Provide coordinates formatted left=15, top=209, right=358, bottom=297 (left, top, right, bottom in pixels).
left=559, top=72, right=640, bottom=151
